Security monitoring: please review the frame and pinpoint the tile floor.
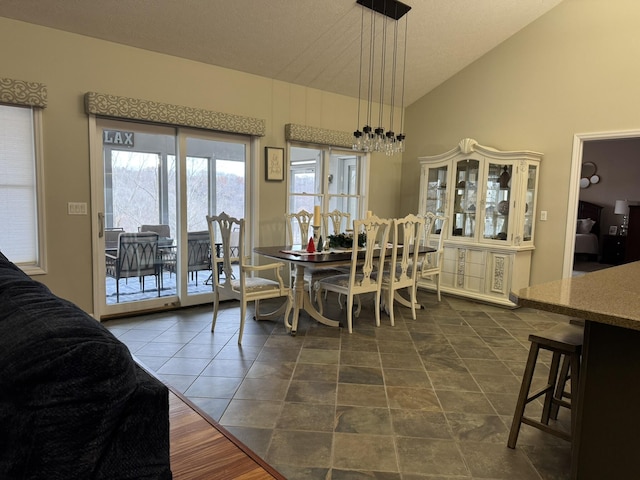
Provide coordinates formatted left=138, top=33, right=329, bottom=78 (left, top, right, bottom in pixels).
left=105, top=290, right=574, bottom=480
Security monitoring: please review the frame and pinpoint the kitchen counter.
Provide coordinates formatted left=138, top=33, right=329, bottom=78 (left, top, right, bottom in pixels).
left=510, top=261, right=640, bottom=330
left=510, top=261, right=640, bottom=480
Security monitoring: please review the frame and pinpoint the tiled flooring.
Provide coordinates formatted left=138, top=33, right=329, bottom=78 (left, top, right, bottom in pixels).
left=105, top=290, right=573, bottom=479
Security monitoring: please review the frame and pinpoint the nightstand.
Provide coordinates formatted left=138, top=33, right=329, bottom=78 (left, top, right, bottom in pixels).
left=602, top=234, right=627, bottom=265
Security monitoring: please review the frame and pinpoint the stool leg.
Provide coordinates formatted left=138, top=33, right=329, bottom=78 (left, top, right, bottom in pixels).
left=508, top=342, right=541, bottom=449
left=551, top=354, right=571, bottom=419
left=541, top=351, right=562, bottom=425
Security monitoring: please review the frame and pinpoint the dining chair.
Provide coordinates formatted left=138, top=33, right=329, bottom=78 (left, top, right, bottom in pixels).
left=417, top=213, right=448, bottom=301
left=207, top=212, right=293, bottom=344
left=285, top=209, right=338, bottom=305
left=316, top=215, right=391, bottom=333
left=378, top=214, right=425, bottom=326
left=105, top=232, right=160, bottom=303
left=284, top=209, right=313, bottom=247
left=322, top=210, right=351, bottom=239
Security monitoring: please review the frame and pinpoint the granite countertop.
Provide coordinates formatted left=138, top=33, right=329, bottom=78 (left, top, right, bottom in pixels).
left=510, top=261, right=640, bottom=331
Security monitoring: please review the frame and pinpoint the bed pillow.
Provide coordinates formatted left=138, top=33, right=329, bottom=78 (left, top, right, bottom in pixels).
left=577, top=218, right=596, bottom=234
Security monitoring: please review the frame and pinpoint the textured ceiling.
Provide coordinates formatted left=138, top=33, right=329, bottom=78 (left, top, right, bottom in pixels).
left=0, top=0, right=563, bottom=106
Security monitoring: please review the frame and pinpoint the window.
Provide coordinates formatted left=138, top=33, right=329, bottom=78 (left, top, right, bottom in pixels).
left=288, top=145, right=367, bottom=234
left=0, top=104, right=44, bottom=271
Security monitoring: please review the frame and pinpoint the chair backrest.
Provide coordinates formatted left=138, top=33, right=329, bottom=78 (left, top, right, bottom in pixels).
left=422, top=214, right=448, bottom=273
left=105, top=228, right=124, bottom=250
left=285, top=209, right=313, bottom=246
left=350, top=216, right=391, bottom=290
left=322, top=210, right=351, bottom=237
left=116, top=232, right=159, bottom=277
left=139, top=224, right=171, bottom=239
left=207, top=212, right=243, bottom=287
left=391, top=214, right=425, bottom=286
left=187, top=231, right=211, bottom=271
left=421, top=212, right=437, bottom=247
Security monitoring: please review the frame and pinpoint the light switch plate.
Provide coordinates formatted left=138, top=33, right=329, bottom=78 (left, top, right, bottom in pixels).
left=68, top=202, right=87, bottom=215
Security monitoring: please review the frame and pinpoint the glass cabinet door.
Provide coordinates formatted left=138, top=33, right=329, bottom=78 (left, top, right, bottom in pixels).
left=452, top=159, right=479, bottom=238
left=424, top=163, right=448, bottom=234
left=523, top=164, right=537, bottom=242
left=483, top=162, right=512, bottom=241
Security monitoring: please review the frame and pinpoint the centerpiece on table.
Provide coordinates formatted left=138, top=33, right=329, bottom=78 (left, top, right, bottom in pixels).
left=327, top=232, right=366, bottom=248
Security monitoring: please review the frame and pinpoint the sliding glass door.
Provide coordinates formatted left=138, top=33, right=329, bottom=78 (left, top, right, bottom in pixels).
left=92, top=118, right=248, bottom=318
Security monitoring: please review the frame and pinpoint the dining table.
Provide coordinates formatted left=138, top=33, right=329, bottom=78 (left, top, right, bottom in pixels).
left=255, top=244, right=434, bottom=335
left=509, top=261, right=640, bottom=480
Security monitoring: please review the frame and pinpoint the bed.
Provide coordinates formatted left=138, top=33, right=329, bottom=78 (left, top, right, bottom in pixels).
left=575, top=200, right=603, bottom=260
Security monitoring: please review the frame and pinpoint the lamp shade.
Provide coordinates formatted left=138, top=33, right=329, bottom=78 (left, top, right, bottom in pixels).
left=614, top=200, right=629, bottom=215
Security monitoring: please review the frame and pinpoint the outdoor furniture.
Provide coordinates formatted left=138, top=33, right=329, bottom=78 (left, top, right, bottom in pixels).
left=105, top=232, right=160, bottom=303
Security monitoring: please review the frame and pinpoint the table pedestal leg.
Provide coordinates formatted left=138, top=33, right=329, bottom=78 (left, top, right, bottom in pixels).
left=294, top=265, right=340, bottom=329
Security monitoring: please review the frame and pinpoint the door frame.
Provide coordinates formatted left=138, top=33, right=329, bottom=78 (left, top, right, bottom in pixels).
left=89, top=116, right=258, bottom=319
left=563, top=128, right=640, bottom=278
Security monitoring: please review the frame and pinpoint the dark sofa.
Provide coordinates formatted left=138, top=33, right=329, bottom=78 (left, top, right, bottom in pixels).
left=0, top=252, right=172, bottom=479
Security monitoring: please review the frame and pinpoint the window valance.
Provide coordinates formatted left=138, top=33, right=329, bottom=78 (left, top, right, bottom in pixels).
left=85, top=92, right=265, bottom=137
left=285, top=123, right=353, bottom=149
left=0, top=78, right=47, bottom=108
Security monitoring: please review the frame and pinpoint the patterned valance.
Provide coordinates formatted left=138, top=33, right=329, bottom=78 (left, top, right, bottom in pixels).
left=85, top=92, right=265, bottom=137
left=285, top=123, right=353, bottom=148
left=0, top=78, right=47, bottom=108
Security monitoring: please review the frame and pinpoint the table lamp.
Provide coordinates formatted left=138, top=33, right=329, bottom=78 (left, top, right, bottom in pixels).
left=614, top=200, right=629, bottom=236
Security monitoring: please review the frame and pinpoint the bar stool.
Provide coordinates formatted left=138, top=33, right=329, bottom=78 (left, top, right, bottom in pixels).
left=507, top=323, right=584, bottom=448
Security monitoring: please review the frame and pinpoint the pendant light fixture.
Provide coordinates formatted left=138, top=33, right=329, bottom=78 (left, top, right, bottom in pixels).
left=353, top=0, right=411, bottom=156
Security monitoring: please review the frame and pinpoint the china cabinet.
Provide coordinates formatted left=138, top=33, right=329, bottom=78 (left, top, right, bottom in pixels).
left=418, top=138, right=542, bottom=306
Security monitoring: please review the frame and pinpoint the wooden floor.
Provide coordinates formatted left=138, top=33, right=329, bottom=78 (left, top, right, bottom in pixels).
left=169, top=388, right=285, bottom=480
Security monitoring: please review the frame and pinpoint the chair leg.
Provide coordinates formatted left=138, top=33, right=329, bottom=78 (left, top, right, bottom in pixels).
left=387, top=288, right=395, bottom=326
left=238, top=301, right=247, bottom=344
left=211, top=290, right=220, bottom=332
left=408, top=286, right=418, bottom=320
left=435, top=274, right=441, bottom=302
left=508, top=342, right=541, bottom=448
left=375, top=290, right=382, bottom=327
left=346, top=295, right=354, bottom=333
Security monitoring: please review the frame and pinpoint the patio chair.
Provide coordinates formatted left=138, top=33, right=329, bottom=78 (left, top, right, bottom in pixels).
left=105, top=232, right=160, bottom=303
left=316, top=215, right=391, bottom=333
left=186, top=230, right=211, bottom=285
left=206, top=212, right=293, bottom=344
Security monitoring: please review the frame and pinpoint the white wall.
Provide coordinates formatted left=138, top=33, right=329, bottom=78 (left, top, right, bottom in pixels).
left=401, top=0, right=640, bottom=286
left=0, top=17, right=402, bottom=310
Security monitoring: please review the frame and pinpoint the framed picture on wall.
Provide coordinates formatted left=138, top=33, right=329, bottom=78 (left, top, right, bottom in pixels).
left=265, top=147, right=285, bottom=182
left=609, top=225, right=618, bottom=235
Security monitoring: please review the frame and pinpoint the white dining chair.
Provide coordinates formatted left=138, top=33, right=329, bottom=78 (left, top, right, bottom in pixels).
left=378, top=214, right=425, bottom=325
left=207, top=212, right=293, bottom=344
left=322, top=210, right=351, bottom=239
left=416, top=213, right=448, bottom=301
left=316, top=215, right=391, bottom=333
left=285, top=209, right=341, bottom=305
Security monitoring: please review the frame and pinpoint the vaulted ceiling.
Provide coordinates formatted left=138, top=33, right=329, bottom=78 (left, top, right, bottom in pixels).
left=0, top=0, right=563, bottom=106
